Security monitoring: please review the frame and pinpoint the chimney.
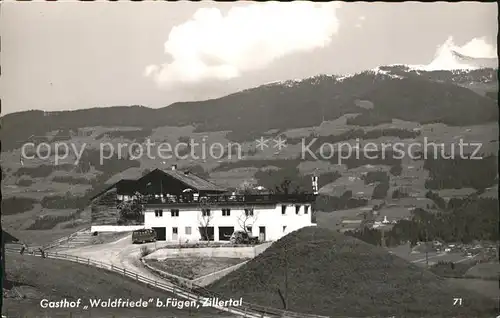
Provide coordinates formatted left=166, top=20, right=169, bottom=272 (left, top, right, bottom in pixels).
left=311, top=175, right=318, bottom=195
left=171, top=165, right=177, bottom=170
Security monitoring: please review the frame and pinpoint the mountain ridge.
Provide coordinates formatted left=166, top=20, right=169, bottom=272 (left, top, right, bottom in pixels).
left=2, top=66, right=497, bottom=117
left=1, top=67, right=497, bottom=152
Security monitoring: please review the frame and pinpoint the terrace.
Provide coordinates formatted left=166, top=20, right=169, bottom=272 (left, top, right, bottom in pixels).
left=137, top=193, right=317, bottom=207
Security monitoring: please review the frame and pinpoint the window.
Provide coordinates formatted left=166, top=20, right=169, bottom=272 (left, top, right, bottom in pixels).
left=283, top=226, right=287, bottom=232
left=171, top=209, right=179, bottom=217
left=281, top=205, right=287, bottom=215
left=154, top=209, right=163, bottom=217
left=295, top=205, right=301, bottom=214
left=202, top=209, right=211, bottom=217
left=185, top=226, right=192, bottom=235
left=246, top=226, right=252, bottom=234
left=244, top=208, right=254, bottom=217
left=173, top=227, right=178, bottom=234
left=222, top=209, right=231, bottom=216
left=304, top=205, right=309, bottom=214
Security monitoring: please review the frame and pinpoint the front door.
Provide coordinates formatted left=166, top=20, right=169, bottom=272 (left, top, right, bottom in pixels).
left=172, top=227, right=178, bottom=241
left=259, top=226, right=266, bottom=242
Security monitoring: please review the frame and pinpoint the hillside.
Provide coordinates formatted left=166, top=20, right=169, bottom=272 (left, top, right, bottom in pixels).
left=1, top=66, right=498, bottom=238
left=1, top=68, right=497, bottom=151
left=207, top=227, right=498, bottom=317
left=3, top=253, right=229, bottom=318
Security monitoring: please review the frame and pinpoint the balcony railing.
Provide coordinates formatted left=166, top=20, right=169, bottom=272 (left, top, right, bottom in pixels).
left=139, top=193, right=317, bottom=206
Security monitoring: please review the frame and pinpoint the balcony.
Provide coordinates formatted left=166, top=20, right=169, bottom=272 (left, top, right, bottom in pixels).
left=141, top=193, right=317, bottom=207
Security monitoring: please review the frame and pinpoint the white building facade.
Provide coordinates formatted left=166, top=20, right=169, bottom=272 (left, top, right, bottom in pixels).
left=90, top=167, right=319, bottom=239
left=143, top=201, right=316, bottom=242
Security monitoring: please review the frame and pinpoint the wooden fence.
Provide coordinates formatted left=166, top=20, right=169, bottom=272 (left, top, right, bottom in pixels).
left=5, top=247, right=332, bottom=318
left=42, top=227, right=91, bottom=250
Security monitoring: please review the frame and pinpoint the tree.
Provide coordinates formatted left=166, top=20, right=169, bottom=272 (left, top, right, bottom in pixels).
left=425, top=190, right=446, bottom=210
left=371, top=182, right=389, bottom=199
left=116, top=192, right=145, bottom=224
left=392, top=188, right=409, bottom=199
left=276, top=179, right=293, bottom=194
left=236, top=180, right=258, bottom=194
left=389, top=164, right=403, bottom=176
left=273, top=178, right=304, bottom=195
left=341, top=190, right=353, bottom=200
left=237, top=208, right=259, bottom=235
left=197, top=196, right=218, bottom=243
left=198, top=209, right=214, bottom=242
left=186, top=165, right=209, bottom=179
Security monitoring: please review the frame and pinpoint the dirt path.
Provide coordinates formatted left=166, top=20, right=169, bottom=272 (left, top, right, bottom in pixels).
left=59, top=234, right=167, bottom=283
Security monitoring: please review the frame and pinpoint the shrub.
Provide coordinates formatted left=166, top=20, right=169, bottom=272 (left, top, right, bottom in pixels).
left=13, top=164, right=75, bottom=178
left=16, top=179, right=34, bottom=187
left=2, top=197, right=37, bottom=215
left=62, top=222, right=82, bottom=229
left=52, top=176, right=93, bottom=184
left=389, top=164, right=402, bottom=176
left=140, top=246, right=154, bottom=257
left=314, top=194, right=368, bottom=212
left=362, top=171, right=389, bottom=185
left=423, top=155, right=497, bottom=190
left=429, top=261, right=472, bottom=278
left=27, top=214, right=76, bottom=230
left=392, top=188, right=409, bottom=199
left=372, top=182, right=390, bottom=199
left=345, top=112, right=392, bottom=126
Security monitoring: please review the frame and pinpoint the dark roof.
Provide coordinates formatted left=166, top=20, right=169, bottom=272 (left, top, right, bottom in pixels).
left=116, top=179, right=138, bottom=193
left=2, top=230, right=19, bottom=243
left=89, top=169, right=226, bottom=201
left=160, top=169, right=226, bottom=192
left=89, top=179, right=137, bottom=201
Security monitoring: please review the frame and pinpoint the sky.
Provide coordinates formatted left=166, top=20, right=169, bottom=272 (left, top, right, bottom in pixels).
left=0, top=1, right=497, bottom=115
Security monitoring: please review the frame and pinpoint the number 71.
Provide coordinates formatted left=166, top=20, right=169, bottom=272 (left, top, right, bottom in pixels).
left=453, top=298, right=462, bottom=306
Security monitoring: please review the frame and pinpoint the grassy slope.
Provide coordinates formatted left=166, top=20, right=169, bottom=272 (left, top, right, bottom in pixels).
left=145, top=257, right=247, bottom=279
left=3, top=253, right=231, bottom=318
left=2, top=226, right=90, bottom=247
left=208, top=227, right=497, bottom=318
left=466, top=262, right=500, bottom=280
left=447, top=278, right=499, bottom=301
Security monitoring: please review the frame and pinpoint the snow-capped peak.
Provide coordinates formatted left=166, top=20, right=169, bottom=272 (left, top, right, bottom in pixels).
left=368, top=66, right=405, bottom=79
left=263, top=74, right=337, bottom=88
left=407, top=36, right=497, bottom=71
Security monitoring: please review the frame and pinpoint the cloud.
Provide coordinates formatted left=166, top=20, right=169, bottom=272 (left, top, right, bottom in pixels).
left=423, top=36, right=497, bottom=70
left=145, top=2, right=342, bottom=87
left=457, top=36, right=496, bottom=58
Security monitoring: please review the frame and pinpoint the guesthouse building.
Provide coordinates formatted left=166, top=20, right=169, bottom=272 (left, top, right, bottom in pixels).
left=91, top=166, right=318, bottom=242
